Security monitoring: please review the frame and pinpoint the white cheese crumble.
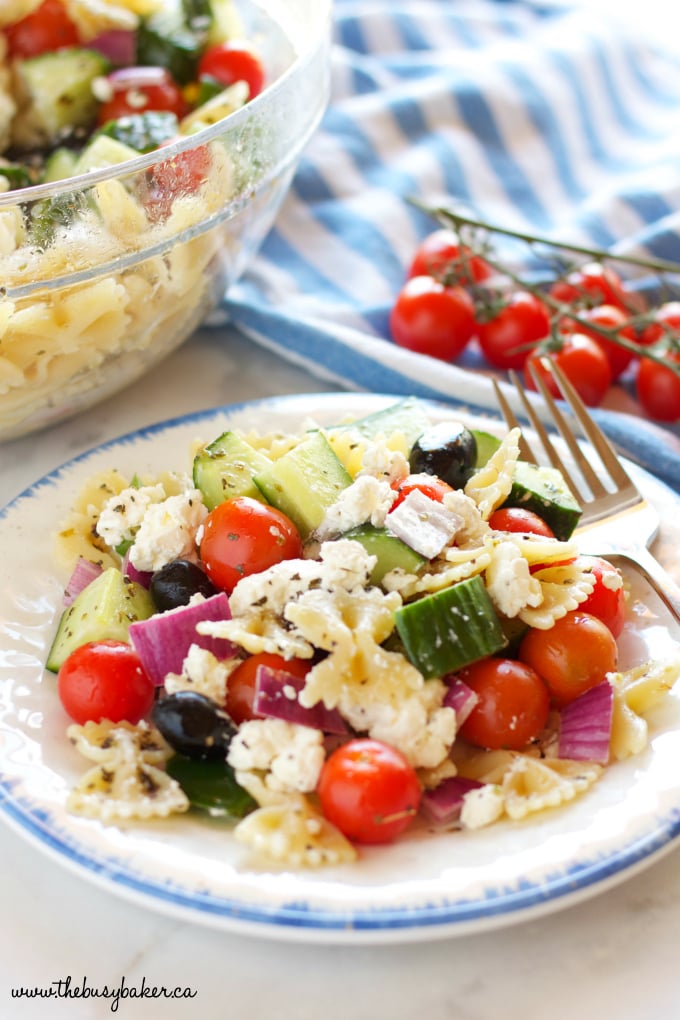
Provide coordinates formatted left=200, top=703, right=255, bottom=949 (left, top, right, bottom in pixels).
left=314, top=476, right=397, bottom=540
left=128, top=489, right=208, bottom=572
left=385, top=489, right=463, bottom=559
left=96, top=483, right=166, bottom=548
left=357, top=437, right=410, bottom=483
left=227, top=719, right=325, bottom=793
left=460, top=784, right=505, bottom=830
left=164, top=644, right=235, bottom=704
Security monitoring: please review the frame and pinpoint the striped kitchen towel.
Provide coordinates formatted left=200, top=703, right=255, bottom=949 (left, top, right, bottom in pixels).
left=223, top=0, right=680, bottom=490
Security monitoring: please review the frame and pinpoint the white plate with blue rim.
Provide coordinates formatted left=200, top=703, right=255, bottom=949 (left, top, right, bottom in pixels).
left=1, top=391, right=680, bottom=944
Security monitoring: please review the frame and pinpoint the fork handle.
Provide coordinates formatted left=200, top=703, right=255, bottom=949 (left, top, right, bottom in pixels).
left=606, top=548, right=680, bottom=625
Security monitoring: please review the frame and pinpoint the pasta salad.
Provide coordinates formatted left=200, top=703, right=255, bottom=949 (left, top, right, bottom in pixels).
left=46, top=397, right=680, bottom=867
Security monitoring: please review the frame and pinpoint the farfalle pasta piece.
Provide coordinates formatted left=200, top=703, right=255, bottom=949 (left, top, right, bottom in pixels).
left=54, top=469, right=131, bottom=571
left=615, top=656, right=680, bottom=715
left=66, top=720, right=189, bottom=822
left=518, top=560, right=595, bottom=629
left=383, top=543, right=492, bottom=599
left=464, top=427, right=521, bottom=519
left=501, top=756, right=602, bottom=820
left=233, top=793, right=357, bottom=868
left=609, top=686, right=649, bottom=760
left=484, top=538, right=543, bottom=618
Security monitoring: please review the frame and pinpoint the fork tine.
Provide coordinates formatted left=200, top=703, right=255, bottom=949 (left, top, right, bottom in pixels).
left=491, top=378, right=536, bottom=464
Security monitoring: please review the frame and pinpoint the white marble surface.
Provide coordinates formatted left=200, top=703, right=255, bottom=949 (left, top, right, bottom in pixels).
left=2, top=326, right=680, bottom=1020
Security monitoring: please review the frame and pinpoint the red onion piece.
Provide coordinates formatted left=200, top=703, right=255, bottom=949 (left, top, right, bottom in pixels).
left=558, top=680, right=614, bottom=764
left=121, top=548, right=153, bottom=589
left=129, top=592, right=235, bottom=686
left=89, top=30, right=136, bottom=67
left=253, top=666, right=348, bottom=734
left=63, top=557, right=103, bottom=606
left=420, top=776, right=484, bottom=828
left=108, top=66, right=172, bottom=89
left=443, top=678, right=479, bottom=728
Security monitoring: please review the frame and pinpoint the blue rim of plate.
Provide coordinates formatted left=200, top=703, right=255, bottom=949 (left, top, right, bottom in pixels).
left=2, top=392, right=680, bottom=940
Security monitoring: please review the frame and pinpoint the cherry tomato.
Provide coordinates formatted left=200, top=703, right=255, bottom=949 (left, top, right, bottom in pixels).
left=198, top=43, right=265, bottom=99
left=455, top=658, right=550, bottom=750
left=488, top=507, right=555, bottom=538
left=549, top=261, right=629, bottom=311
left=518, top=611, right=618, bottom=708
left=525, top=333, right=612, bottom=407
left=199, top=496, right=303, bottom=594
left=635, top=351, right=680, bottom=422
left=226, top=652, right=311, bottom=724
left=391, top=473, right=453, bottom=510
left=560, top=304, right=638, bottom=381
left=97, top=67, right=188, bottom=126
left=639, top=301, right=680, bottom=347
left=5, top=0, right=80, bottom=58
left=407, top=228, right=492, bottom=285
left=57, top=640, right=155, bottom=725
left=144, top=140, right=212, bottom=220
left=317, top=738, right=421, bottom=845
left=390, top=276, right=476, bottom=361
left=476, top=291, right=551, bottom=371
left=574, top=555, right=626, bottom=638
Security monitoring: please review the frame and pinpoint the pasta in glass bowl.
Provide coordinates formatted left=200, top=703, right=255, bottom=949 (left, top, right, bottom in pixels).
left=0, top=0, right=331, bottom=440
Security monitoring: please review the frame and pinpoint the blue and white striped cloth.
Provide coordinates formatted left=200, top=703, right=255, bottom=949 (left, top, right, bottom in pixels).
left=224, top=0, right=680, bottom=490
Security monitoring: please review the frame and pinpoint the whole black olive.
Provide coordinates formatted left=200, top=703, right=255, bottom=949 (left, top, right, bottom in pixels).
left=152, top=691, right=236, bottom=760
left=150, top=559, right=218, bottom=612
left=409, top=422, right=478, bottom=489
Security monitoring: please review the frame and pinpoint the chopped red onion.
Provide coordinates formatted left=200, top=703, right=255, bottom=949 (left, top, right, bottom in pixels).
left=420, top=776, right=484, bottom=828
left=253, top=666, right=348, bottom=734
left=443, top=678, right=479, bottom=728
left=63, top=557, right=103, bottom=606
left=129, top=592, right=236, bottom=686
left=121, top=549, right=153, bottom=589
left=558, top=680, right=614, bottom=765
left=385, top=489, right=462, bottom=559
left=89, top=31, right=136, bottom=67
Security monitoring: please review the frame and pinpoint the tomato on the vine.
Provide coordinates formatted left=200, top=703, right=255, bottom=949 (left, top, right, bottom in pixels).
left=5, top=0, right=80, bottom=58
left=97, top=67, right=188, bottom=125
left=455, top=658, right=550, bottom=750
left=226, top=652, right=311, bottom=725
left=636, top=351, right=680, bottom=422
left=559, top=304, right=638, bottom=381
left=549, top=261, right=629, bottom=311
left=525, top=333, right=612, bottom=407
left=407, top=228, right=492, bottom=285
left=57, top=640, right=155, bottom=725
left=390, top=275, right=476, bottom=361
left=476, top=291, right=551, bottom=371
left=575, top=555, right=626, bottom=638
left=639, top=301, right=680, bottom=347
left=488, top=506, right=555, bottom=538
left=199, top=496, right=303, bottom=594
left=391, top=473, right=453, bottom=510
left=198, top=43, right=265, bottom=99
left=317, top=738, right=421, bottom=844
left=518, top=611, right=618, bottom=708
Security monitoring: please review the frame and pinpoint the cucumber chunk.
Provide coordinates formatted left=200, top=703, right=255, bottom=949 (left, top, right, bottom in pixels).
left=73, top=134, right=141, bottom=174
left=503, top=462, right=582, bottom=541
left=46, top=567, right=155, bottom=673
left=42, top=148, right=78, bottom=183
left=328, top=397, right=431, bottom=449
left=471, top=429, right=501, bottom=468
left=253, top=431, right=352, bottom=538
left=341, top=525, right=425, bottom=585
left=193, top=430, right=273, bottom=510
left=96, top=111, right=180, bottom=154
left=394, top=575, right=507, bottom=679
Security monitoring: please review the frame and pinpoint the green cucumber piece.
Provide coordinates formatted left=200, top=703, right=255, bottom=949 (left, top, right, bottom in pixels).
left=166, top=755, right=256, bottom=817
left=13, top=48, right=110, bottom=150
left=328, top=397, right=431, bottom=449
left=96, top=111, right=180, bottom=154
left=42, top=148, right=79, bottom=183
left=253, top=431, right=352, bottom=538
left=46, top=567, right=155, bottom=673
left=193, top=430, right=273, bottom=510
left=342, top=525, right=425, bottom=585
left=73, top=134, right=140, bottom=174
left=394, top=574, right=507, bottom=679
left=503, top=461, right=582, bottom=541
left=136, top=0, right=207, bottom=85
left=471, top=429, right=501, bottom=468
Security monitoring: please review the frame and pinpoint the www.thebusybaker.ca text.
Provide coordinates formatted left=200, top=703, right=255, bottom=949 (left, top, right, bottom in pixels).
left=11, top=975, right=198, bottom=1012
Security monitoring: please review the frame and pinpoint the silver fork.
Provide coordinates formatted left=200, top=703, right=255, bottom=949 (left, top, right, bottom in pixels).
left=493, top=360, right=680, bottom=622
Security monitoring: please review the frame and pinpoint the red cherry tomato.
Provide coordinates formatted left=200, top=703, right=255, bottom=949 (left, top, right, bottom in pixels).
left=488, top=507, right=555, bottom=538
left=5, top=0, right=80, bottom=58
left=476, top=291, right=551, bottom=370
left=199, top=496, right=303, bottom=594
left=636, top=351, right=680, bottom=423
left=640, top=301, right=680, bottom=347
left=455, top=658, right=550, bottom=750
left=57, top=640, right=155, bottom=725
left=407, top=228, right=492, bottom=285
left=525, top=333, right=612, bottom=407
left=226, top=652, right=311, bottom=724
left=144, top=139, right=212, bottom=220
left=391, top=473, right=453, bottom=510
left=317, top=738, right=422, bottom=845
left=390, top=275, right=476, bottom=361
left=549, top=261, right=629, bottom=311
left=97, top=67, right=188, bottom=125
left=198, top=43, right=265, bottom=99
left=518, top=611, right=618, bottom=708
left=560, top=304, right=638, bottom=381
left=574, top=555, right=626, bottom=638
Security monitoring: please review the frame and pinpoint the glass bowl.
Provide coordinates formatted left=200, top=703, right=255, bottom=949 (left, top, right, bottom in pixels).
left=0, top=0, right=331, bottom=441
